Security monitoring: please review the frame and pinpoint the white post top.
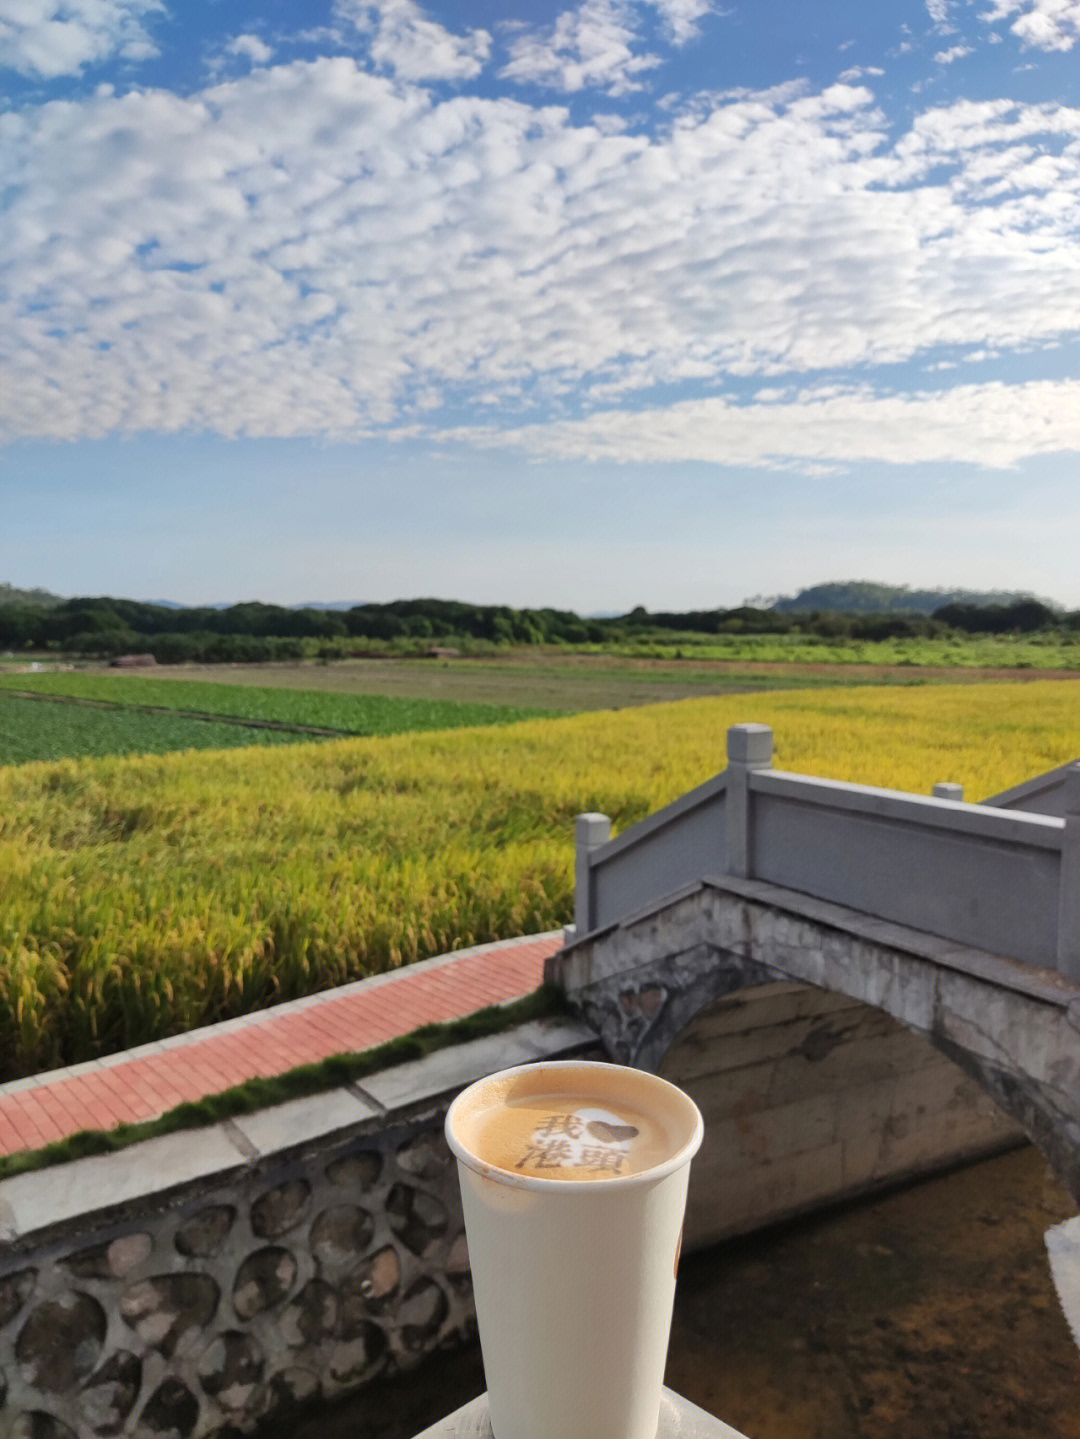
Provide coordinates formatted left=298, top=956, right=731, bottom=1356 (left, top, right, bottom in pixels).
left=726, top=723, right=773, bottom=767
left=933, top=782, right=965, bottom=801
left=411, top=1389, right=752, bottom=1438
left=576, top=811, right=612, bottom=846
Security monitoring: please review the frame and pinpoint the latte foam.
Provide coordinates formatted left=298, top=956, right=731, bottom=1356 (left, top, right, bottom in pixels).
left=448, top=1062, right=692, bottom=1183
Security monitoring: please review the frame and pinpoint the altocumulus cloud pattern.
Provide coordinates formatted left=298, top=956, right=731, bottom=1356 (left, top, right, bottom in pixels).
left=1, top=0, right=1079, bottom=476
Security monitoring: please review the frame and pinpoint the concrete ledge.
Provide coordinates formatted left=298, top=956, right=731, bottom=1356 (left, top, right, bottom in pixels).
left=228, top=1085, right=378, bottom=1154
left=561, top=874, right=1078, bottom=1008
left=987, top=760, right=1080, bottom=814
left=411, top=1388, right=751, bottom=1438
left=360, top=1016, right=597, bottom=1112
left=0, top=1013, right=597, bottom=1247
left=0, top=1124, right=249, bottom=1242
left=703, top=875, right=1079, bottom=1004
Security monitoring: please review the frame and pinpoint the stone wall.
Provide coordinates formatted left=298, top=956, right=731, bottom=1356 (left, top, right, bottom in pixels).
left=0, top=983, right=1037, bottom=1439
left=0, top=1017, right=596, bottom=1439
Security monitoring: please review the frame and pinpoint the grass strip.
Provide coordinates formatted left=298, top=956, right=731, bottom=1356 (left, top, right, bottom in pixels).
left=0, top=982, right=573, bottom=1182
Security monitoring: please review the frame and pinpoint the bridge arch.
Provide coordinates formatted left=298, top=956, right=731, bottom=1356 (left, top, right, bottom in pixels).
left=550, top=876, right=1080, bottom=1206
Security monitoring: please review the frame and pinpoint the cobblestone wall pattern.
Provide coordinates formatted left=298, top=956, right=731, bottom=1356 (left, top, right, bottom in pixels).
left=0, top=1109, right=474, bottom=1439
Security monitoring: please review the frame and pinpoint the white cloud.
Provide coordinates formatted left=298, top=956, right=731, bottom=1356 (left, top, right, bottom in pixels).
left=1, top=66, right=1079, bottom=447
left=839, top=65, right=885, bottom=81
left=501, top=0, right=659, bottom=96
left=437, top=379, right=1080, bottom=470
left=335, top=0, right=490, bottom=81
left=935, top=42, right=973, bottom=60
left=650, top=0, right=712, bottom=45
left=981, top=0, right=1080, bottom=49
left=0, top=0, right=164, bottom=78
left=226, top=34, right=274, bottom=66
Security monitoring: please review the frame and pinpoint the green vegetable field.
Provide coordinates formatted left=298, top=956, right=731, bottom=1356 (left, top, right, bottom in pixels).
left=0, top=672, right=556, bottom=765
left=0, top=692, right=324, bottom=765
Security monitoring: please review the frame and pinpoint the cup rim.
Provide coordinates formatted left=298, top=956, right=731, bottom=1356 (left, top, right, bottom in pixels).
left=444, top=1059, right=704, bottom=1192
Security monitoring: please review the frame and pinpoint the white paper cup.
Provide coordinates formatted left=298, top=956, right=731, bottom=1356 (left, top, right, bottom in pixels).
left=445, top=1060, right=704, bottom=1439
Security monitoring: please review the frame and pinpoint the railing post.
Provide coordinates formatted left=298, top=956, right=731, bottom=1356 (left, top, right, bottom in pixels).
left=575, top=812, right=612, bottom=936
left=1057, top=765, right=1080, bottom=981
left=725, top=724, right=773, bottom=879
left=933, top=782, right=964, bottom=801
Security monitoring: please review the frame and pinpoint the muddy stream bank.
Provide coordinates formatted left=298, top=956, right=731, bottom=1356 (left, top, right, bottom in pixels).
left=275, top=1145, right=1078, bottom=1439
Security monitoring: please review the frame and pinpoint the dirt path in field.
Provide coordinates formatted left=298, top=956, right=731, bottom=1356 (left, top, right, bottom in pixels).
left=76, top=653, right=1080, bottom=714
left=448, top=648, right=1080, bottom=683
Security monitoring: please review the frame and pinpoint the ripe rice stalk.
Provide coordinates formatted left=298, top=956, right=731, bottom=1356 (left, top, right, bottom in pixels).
left=2, top=681, right=1080, bottom=1078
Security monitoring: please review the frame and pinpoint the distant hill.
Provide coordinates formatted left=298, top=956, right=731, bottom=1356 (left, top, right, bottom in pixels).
left=297, top=601, right=368, bottom=611
left=0, top=583, right=65, bottom=608
left=770, top=582, right=1057, bottom=615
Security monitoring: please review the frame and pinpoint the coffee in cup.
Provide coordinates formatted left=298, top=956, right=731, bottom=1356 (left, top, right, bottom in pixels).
left=445, top=1060, right=703, bottom=1439
left=449, top=1059, right=694, bottom=1182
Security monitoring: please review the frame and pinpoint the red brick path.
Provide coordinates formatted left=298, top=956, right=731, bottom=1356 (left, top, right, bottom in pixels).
left=0, top=933, right=563, bottom=1160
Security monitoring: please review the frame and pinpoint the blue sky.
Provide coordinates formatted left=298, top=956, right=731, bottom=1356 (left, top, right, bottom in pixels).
left=2, top=0, right=1079, bottom=611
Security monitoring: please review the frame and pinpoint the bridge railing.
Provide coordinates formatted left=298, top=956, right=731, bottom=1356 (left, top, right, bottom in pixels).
left=984, top=760, right=1080, bottom=817
left=576, top=724, right=1080, bottom=979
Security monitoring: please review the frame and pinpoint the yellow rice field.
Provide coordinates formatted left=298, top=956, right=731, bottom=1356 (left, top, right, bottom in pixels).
left=1, top=679, right=1078, bottom=1079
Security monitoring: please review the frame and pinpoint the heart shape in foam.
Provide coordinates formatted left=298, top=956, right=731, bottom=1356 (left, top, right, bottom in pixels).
left=585, top=1119, right=640, bottom=1144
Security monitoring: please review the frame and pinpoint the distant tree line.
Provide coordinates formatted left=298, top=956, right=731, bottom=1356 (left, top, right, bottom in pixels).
left=0, top=591, right=1077, bottom=662
left=0, top=596, right=605, bottom=660
left=768, top=581, right=1052, bottom=615
left=631, top=597, right=1070, bottom=640
left=0, top=583, right=64, bottom=609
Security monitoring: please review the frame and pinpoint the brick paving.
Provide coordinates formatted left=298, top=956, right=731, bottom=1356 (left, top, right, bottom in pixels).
left=0, top=932, right=563, bottom=1160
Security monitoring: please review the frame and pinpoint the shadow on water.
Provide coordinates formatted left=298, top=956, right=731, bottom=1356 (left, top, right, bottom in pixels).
left=265, top=1145, right=1079, bottom=1439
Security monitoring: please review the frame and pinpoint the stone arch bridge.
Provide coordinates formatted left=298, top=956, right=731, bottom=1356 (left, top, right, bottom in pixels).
left=546, top=724, right=1080, bottom=1204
